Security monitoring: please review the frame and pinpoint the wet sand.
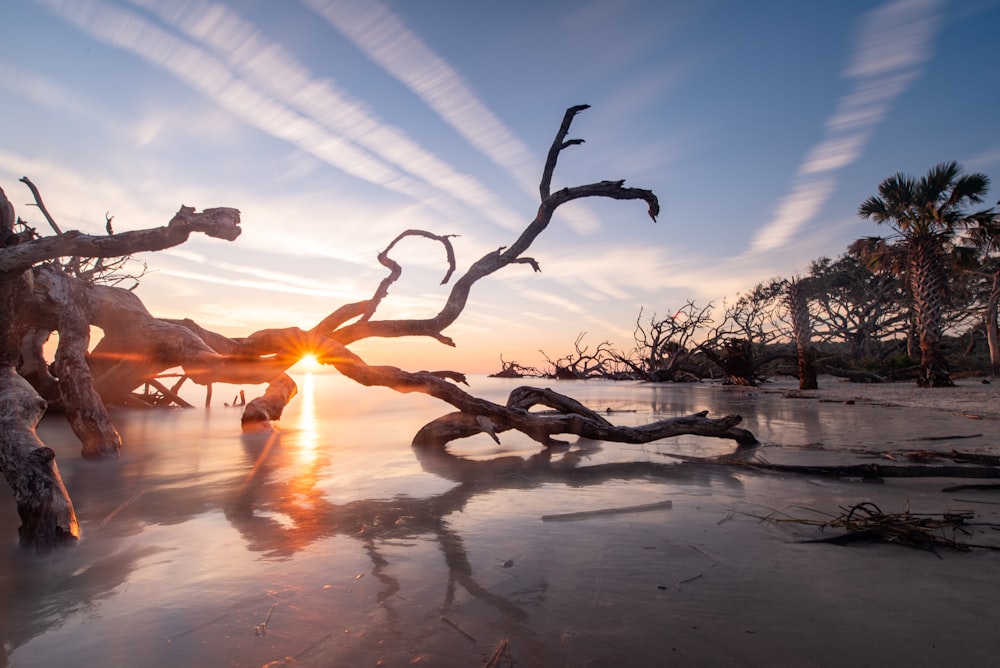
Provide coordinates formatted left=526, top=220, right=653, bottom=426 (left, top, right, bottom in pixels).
left=2, top=374, right=1000, bottom=667
left=754, top=374, right=1000, bottom=419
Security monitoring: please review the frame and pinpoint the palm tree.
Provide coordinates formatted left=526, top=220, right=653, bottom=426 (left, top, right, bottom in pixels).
left=784, top=277, right=817, bottom=389
left=856, top=161, right=992, bottom=387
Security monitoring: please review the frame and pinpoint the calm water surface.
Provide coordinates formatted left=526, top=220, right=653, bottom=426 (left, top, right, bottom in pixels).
left=3, top=375, right=1000, bottom=667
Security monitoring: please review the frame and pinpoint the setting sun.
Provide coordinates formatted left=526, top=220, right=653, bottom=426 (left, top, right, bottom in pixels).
left=294, top=353, right=321, bottom=373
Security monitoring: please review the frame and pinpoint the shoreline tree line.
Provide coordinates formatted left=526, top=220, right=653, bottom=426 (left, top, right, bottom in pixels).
left=495, top=161, right=998, bottom=390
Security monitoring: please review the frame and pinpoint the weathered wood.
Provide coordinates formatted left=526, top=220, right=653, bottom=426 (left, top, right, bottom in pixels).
left=0, top=205, right=241, bottom=273
left=0, top=366, right=79, bottom=550
left=241, top=374, right=298, bottom=430
left=144, top=377, right=194, bottom=408
left=0, top=184, right=242, bottom=546
left=18, top=176, right=63, bottom=235
left=40, top=267, right=122, bottom=458
left=821, top=363, right=886, bottom=383
left=412, top=405, right=758, bottom=449
left=716, top=457, right=1000, bottom=481
left=17, top=327, right=60, bottom=402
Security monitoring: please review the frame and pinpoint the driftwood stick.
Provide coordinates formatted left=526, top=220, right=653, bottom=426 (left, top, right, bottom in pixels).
left=542, top=500, right=673, bottom=522
left=145, top=377, right=194, bottom=408
left=97, top=489, right=146, bottom=528
left=484, top=638, right=512, bottom=668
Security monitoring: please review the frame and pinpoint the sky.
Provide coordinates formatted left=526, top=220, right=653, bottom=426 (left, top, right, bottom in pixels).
left=2, top=0, right=999, bottom=375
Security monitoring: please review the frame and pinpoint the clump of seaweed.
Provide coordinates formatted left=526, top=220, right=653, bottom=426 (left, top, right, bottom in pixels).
left=755, top=501, right=1000, bottom=555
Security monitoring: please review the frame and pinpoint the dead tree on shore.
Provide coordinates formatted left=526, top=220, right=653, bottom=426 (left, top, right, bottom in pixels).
left=1, top=105, right=758, bottom=551
left=488, top=355, right=544, bottom=379
left=697, top=280, right=791, bottom=385
left=0, top=193, right=242, bottom=549
left=612, top=302, right=714, bottom=381
left=540, top=332, right=620, bottom=379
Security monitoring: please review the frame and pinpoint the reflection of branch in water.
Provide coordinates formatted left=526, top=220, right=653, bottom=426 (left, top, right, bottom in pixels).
left=215, top=430, right=745, bottom=641
left=363, top=538, right=399, bottom=604
left=436, top=521, right=529, bottom=623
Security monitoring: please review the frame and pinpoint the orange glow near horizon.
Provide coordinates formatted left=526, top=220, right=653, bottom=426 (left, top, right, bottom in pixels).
left=292, top=352, right=322, bottom=373
left=295, top=372, right=318, bottom=466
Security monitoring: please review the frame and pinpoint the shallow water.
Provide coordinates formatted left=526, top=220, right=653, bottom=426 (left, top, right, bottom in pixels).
left=3, top=375, right=1000, bottom=667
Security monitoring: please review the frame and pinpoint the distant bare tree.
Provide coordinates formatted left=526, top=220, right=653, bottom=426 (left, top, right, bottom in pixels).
left=611, top=302, right=713, bottom=381
left=540, top=332, right=619, bottom=379
left=698, top=280, right=789, bottom=385
left=489, top=355, right=544, bottom=379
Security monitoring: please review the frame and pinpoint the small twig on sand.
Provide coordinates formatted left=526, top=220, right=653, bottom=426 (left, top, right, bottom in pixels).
left=541, top=500, right=672, bottom=522
left=484, top=637, right=513, bottom=668
left=255, top=602, right=278, bottom=636
left=441, top=615, right=476, bottom=643
left=98, top=490, right=146, bottom=528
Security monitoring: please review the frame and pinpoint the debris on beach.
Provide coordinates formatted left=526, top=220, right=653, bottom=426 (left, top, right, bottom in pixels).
left=759, top=501, right=1000, bottom=554
left=541, top=499, right=673, bottom=522
left=484, top=637, right=514, bottom=668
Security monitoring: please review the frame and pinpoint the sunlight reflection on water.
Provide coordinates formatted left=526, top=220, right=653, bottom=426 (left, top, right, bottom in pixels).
left=3, top=375, right=1000, bottom=667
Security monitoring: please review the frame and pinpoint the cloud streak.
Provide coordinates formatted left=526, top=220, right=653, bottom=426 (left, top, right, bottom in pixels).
left=299, top=0, right=609, bottom=236
left=34, top=0, right=525, bottom=231
left=302, top=0, right=540, bottom=196
left=749, top=0, right=942, bottom=254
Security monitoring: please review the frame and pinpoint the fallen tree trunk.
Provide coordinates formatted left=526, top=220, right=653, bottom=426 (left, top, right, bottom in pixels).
left=412, top=405, right=757, bottom=449
left=0, top=366, right=79, bottom=551
left=715, top=457, right=1000, bottom=480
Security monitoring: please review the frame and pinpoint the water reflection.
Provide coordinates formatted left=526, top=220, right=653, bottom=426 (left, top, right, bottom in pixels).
left=5, top=376, right=995, bottom=666
left=295, top=373, right=318, bottom=467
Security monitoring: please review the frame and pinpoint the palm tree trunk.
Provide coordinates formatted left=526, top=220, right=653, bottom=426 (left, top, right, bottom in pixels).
left=988, top=273, right=1000, bottom=377
left=785, top=280, right=817, bottom=389
left=908, top=237, right=953, bottom=387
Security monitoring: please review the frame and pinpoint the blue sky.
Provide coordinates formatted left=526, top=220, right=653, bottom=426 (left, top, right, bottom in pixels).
left=2, top=0, right=999, bottom=373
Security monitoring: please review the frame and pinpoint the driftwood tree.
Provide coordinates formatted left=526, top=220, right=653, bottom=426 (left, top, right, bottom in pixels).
left=612, top=302, right=714, bottom=381
left=697, top=280, right=790, bottom=385
left=2, top=105, right=757, bottom=551
left=1, top=188, right=242, bottom=549
left=540, top=332, right=620, bottom=379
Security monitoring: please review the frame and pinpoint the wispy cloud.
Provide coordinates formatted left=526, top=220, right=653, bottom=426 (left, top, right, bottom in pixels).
left=0, top=63, right=122, bottom=131
left=33, top=0, right=524, bottom=231
left=158, top=248, right=363, bottom=296
left=300, top=0, right=612, bottom=235
left=749, top=0, right=942, bottom=254
left=128, top=0, right=527, bottom=231
left=302, top=0, right=540, bottom=197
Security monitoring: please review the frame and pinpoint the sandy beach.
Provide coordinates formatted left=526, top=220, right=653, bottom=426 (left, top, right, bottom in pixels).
left=4, top=373, right=1000, bottom=668
left=752, top=374, right=1000, bottom=420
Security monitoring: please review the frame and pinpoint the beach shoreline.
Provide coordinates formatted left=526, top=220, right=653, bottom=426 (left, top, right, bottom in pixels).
left=728, top=373, right=1000, bottom=420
